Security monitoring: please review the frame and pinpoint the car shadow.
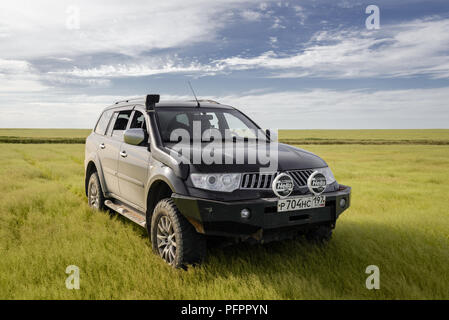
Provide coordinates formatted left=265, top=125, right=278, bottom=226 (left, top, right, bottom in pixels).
left=201, top=220, right=448, bottom=299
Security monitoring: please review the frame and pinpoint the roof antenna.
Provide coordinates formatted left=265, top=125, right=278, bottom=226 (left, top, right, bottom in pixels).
left=188, top=80, right=200, bottom=108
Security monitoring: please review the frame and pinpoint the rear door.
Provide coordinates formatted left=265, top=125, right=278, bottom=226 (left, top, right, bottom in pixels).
left=117, top=108, right=150, bottom=208
left=99, top=109, right=133, bottom=196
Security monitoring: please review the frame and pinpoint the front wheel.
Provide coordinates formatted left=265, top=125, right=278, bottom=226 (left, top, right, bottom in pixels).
left=150, top=198, right=206, bottom=268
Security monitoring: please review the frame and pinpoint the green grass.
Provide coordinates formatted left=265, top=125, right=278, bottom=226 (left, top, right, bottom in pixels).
left=280, top=129, right=449, bottom=141
left=279, top=129, right=449, bottom=145
left=0, top=129, right=91, bottom=144
left=0, top=142, right=448, bottom=299
left=0, top=129, right=92, bottom=138
left=1, top=129, right=449, bottom=144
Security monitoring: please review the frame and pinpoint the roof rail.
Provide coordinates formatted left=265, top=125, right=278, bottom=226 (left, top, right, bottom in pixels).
left=188, top=99, right=220, bottom=104
left=114, top=97, right=144, bottom=105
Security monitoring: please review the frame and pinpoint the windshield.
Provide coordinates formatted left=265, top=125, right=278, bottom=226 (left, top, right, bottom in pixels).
left=155, top=108, right=266, bottom=143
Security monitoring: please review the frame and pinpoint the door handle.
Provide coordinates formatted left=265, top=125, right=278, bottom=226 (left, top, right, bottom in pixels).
left=99, top=143, right=105, bottom=149
left=120, top=151, right=127, bottom=158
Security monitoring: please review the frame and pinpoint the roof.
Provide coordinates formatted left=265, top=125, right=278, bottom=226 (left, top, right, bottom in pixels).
left=104, top=97, right=234, bottom=111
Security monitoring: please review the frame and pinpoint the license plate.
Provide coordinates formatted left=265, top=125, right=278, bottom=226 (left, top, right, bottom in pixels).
left=277, top=195, right=326, bottom=212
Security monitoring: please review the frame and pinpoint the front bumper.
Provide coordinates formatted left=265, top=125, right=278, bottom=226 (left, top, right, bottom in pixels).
left=172, top=185, right=351, bottom=239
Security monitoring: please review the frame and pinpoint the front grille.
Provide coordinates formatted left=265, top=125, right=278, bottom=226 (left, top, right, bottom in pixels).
left=288, top=169, right=314, bottom=187
left=240, top=172, right=277, bottom=189
left=240, top=169, right=314, bottom=190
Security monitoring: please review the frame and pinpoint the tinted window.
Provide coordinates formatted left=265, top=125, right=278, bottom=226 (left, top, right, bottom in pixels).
left=156, top=108, right=263, bottom=142
left=94, top=110, right=112, bottom=135
left=129, top=111, right=149, bottom=146
left=130, top=111, right=147, bottom=131
left=111, top=110, right=132, bottom=139
left=113, top=111, right=132, bottom=130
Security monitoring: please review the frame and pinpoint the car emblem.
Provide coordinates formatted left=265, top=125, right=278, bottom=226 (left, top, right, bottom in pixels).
left=307, top=171, right=327, bottom=195
left=272, top=173, right=294, bottom=198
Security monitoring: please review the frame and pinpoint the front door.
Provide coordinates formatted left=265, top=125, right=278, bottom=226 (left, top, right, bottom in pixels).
left=117, top=110, right=150, bottom=208
left=101, top=109, right=133, bottom=196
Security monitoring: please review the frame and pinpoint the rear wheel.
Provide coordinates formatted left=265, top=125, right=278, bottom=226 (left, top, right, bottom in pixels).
left=150, top=198, right=206, bottom=268
left=87, top=172, right=105, bottom=210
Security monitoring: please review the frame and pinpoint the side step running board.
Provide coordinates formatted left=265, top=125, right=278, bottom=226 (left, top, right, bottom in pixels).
left=104, top=200, right=146, bottom=228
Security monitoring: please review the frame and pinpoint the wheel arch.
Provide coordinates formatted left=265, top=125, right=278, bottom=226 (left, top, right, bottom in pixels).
left=84, top=157, right=107, bottom=197
left=145, top=178, right=174, bottom=228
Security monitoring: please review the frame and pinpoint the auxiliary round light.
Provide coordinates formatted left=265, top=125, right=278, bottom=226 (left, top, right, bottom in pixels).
left=339, top=198, right=346, bottom=208
left=240, top=208, right=251, bottom=219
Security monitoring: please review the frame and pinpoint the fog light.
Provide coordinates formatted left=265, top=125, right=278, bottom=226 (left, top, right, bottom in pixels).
left=339, top=198, right=346, bottom=208
left=241, top=208, right=251, bottom=219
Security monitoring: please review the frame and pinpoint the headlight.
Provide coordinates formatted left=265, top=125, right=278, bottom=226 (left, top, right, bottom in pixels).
left=190, top=173, right=241, bottom=192
left=314, top=167, right=336, bottom=185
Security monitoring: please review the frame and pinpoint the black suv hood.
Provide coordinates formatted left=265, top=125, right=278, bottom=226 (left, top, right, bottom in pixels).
left=164, top=142, right=327, bottom=173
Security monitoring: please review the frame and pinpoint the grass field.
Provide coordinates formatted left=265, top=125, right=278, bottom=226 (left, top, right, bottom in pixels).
left=0, top=129, right=91, bottom=144
left=0, top=130, right=448, bottom=299
left=1, top=128, right=449, bottom=145
left=279, top=129, right=449, bottom=145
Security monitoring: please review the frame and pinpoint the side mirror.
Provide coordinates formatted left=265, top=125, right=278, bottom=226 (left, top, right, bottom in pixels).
left=124, top=128, right=146, bottom=146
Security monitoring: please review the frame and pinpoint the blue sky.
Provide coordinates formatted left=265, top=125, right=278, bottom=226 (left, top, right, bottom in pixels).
left=1, top=0, right=448, bottom=129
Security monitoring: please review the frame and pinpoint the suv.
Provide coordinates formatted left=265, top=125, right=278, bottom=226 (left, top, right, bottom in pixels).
left=85, top=94, right=351, bottom=268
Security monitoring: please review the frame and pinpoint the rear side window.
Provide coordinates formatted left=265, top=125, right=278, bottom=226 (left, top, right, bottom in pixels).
left=94, top=110, right=113, bottom=135
left=113, top=111, right=132, bottom=130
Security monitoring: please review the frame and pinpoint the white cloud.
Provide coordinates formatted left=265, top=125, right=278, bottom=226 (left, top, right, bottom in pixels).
left=269, top=36, right=278, bottom=47
left=215, top=18, right=449, bottom=79
left=0, top=58, right=31, bottom=74
left=47, top=16, right=449, bottom=81
left=0, top=93, right=119, bottom=128
left=271, top=16, right=286, bottom=29
left=50, top=60, right=224, bottom=78
left=259, top=3, right=269, bottom=11
left=0, top=59, right=49, bottom=92
left=240, top=10, right=263, bottom=21
left=217, top=87, right=449, bottom=129
left=293, top=5, right=306, bottom=24
left=2, top=87, right=449, bottom=128
left=0, top=0, right=265, bottom=59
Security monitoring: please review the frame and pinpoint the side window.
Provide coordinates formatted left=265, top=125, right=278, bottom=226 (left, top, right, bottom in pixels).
left=176, top=114, right=189, bottom=127
left=129, top=111, right=149, bottom=147
left=130, top=111, right=147, bottom=132
left=105, top=113, right=118, bottom=136
left=205, top=112, right=219, bottom=129
left=111, top=110, right=132, bottom=139
left=94, top=110, right=112, bottom=135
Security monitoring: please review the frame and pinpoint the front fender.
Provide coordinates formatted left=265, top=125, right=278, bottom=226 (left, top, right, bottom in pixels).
left=145, top=163, right=189, bottom=204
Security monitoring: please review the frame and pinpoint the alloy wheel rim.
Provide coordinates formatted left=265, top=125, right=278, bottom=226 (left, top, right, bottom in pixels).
left=89, top=182, right=99, bottom=208
left=156, top=216, right=177, bottom=264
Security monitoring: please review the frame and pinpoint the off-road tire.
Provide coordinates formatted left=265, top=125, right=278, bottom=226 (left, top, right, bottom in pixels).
left=87, top=172, right=105, bottom=210
left=305, top=225, right=333, bottom=243
left=150, top=198, right=206, bottom=268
